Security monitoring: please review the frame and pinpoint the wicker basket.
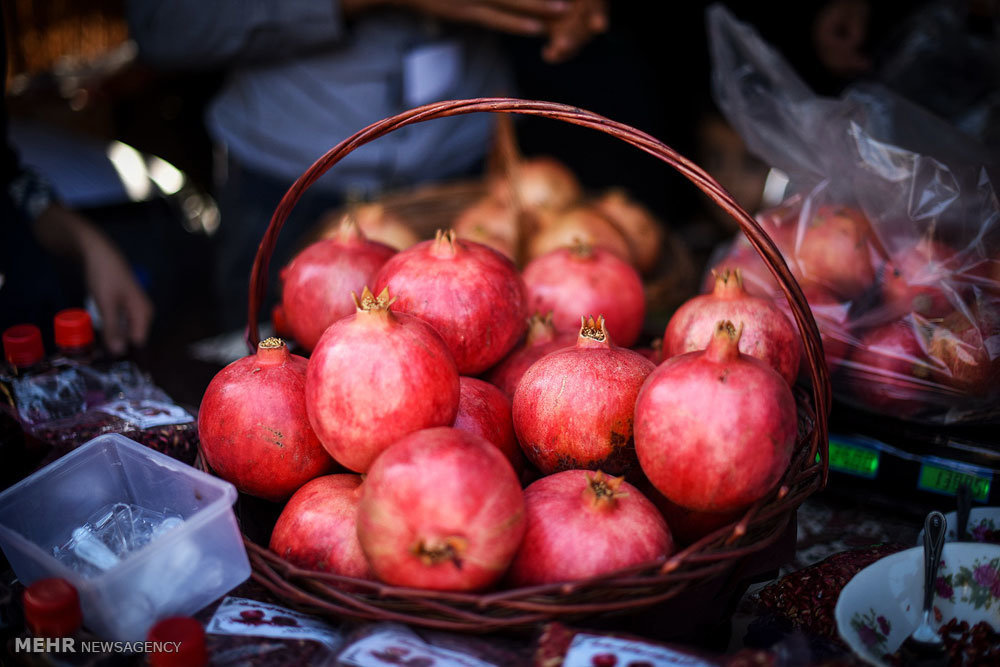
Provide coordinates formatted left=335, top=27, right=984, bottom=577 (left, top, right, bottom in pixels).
left=231, top=98, right=831, bottom=633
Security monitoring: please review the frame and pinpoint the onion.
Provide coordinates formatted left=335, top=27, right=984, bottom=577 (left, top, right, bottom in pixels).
left=595, top=189, right=664, bottom=275
left=527, top=205, right=633, bottom=265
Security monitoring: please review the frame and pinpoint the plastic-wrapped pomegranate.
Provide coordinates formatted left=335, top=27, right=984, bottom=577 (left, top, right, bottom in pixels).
left=356, top=427, right=525, bottom=591
left=485, top=312, right=575, bottom=398
left=797, top=205, right=881, bottom=299
left=635, top=321, right=797, bottom=513
left=305, top=287, right=460, bottom=472
left=513, top=316, right=655, bottom=475
left=373, top=230, right=528, bottom=375
left=281, top=218, right=396, bottom=351
left=199, top=338, right=334, bottom=502
left=666, top=269, right=800, bottom=386
left=269, top=474, right=372, bottom=582
left=841, top=317, right=941, bottom=418
left=508, top=470, right=673, bottom=586
left=522, top=244, right=646, bottom=348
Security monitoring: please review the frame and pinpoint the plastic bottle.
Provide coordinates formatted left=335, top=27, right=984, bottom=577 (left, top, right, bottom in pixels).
left=1, top=326, right=48, bottom=489
left=7, top=578, right=98, bottom=666
left=2, top=325, right=46, bottom=376
left=52, top=310, right=96, bottom=365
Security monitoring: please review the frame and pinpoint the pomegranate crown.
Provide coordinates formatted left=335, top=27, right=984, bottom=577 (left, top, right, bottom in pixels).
left=526, top=311, right=556, bottom=343
left=569, top=237, right=594, bottom=258
left=711, top=267, right=745, bottom=293
left=258, top=337, right=285, bottom=350
left=431, top=229, right=460, bottom=257
left=579, top=315, right=609, bottom=342
left=584, top=470, right=627, bottom=510
left=352, top=286, right=396, bottom=312
left=705, top=320, right=745, bottom=363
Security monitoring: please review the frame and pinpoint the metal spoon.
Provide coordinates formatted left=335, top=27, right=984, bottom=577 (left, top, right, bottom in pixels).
left=899, top=511, right=948, bottom=664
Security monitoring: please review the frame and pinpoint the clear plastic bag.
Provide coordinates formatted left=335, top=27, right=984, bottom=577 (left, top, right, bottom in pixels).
left=7, top=359, right=199, bottom=463
left=706, top=4, right=1000, bottom=423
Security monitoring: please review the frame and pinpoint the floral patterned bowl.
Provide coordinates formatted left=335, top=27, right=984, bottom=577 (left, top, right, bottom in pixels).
left=916, top=507, right=1000, bottom=545
left=834, top=543, right=1000, bottom=666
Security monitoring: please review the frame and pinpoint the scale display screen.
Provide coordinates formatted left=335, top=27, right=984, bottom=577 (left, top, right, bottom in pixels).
left=828, top=438, right=880, bottom=479
left=917, top=460, right=992, bottom=502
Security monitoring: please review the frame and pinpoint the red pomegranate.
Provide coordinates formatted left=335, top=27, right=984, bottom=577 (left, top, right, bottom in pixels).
left=635, top=478, right=744, bottom=546
left=507, top=470, right=674, bottom=586
left=842, top=318, right=941, bottom=417
left=513, top=316, right=656, bottom=475
left=633, top=337, right=664, bottom=365
left=199, top=338, right=334, bottom=502
left=373, top=230, right=528, bottom=375
left=305, top=287, right=460, bottom=472
left=595, top=189, right=664, bottom=275
left=356, top=427, right=525, bottom=591
left=797, top=205, right=880, bottom=299
left=523, top=244, right=646, bottom=348
left=880, top=238, right=956, bottom=318
left=527, top=206, right=633, bottom=265
left=485, top=312, right=576, bottom=398
left=635, top=321, right=797, bottom=513
left=454, top=377, right=524, bottom=474
left=281, top=218, right=396, bottom=351
left=666, top=269, right=801, bottom=386
left=269, top=474, right=372, bottom=582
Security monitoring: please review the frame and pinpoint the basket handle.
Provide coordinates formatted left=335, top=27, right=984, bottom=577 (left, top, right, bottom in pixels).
left=246, top=97, right=830, bottom=482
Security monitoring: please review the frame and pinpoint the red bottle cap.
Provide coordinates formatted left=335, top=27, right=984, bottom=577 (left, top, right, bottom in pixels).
left=147, top=617, right=208, bottom=667
left=22, top=578, right=83, bottom=638
left=53, top=308, right=94, bottom=349
left=3, top=324, right=45, bottom=367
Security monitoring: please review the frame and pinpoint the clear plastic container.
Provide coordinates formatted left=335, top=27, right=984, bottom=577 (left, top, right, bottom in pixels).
left=0, top=434, right=250, bottom=642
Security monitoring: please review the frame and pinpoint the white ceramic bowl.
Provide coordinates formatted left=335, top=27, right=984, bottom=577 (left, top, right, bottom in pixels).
left=835, top=543, right=1000, bottom=666
left=916, top=507, right=1000, bottom=545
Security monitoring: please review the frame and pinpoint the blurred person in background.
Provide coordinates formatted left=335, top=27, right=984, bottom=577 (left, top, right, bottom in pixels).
left=127, top=0, right=608, bottom=332
left=1, top=10, right=153, bottom=356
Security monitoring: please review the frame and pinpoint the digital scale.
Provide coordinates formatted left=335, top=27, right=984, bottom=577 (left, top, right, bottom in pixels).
left=824, top=402, right=1000, bottom=511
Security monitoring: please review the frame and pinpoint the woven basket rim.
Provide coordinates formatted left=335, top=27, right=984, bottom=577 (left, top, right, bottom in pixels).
left=235, top=97, right=831, bottom=630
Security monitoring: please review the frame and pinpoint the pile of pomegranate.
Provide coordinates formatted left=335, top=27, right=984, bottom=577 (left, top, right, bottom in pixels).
left=707, top=201, right=1000, bottom=421
left=199, top=195, right=806, bottom=592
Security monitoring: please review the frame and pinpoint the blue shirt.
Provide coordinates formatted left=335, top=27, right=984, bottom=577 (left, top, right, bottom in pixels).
left=127, top=1, right=513, bottom=195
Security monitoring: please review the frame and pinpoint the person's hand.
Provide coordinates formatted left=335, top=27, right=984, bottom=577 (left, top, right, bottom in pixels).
left=32, top=204, right=153, bottom=355
left=542, top=0, right=607, bottom=64
left=350, top=0, right=572, bottom=36
left=812, top=0, right=872, bottom=78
